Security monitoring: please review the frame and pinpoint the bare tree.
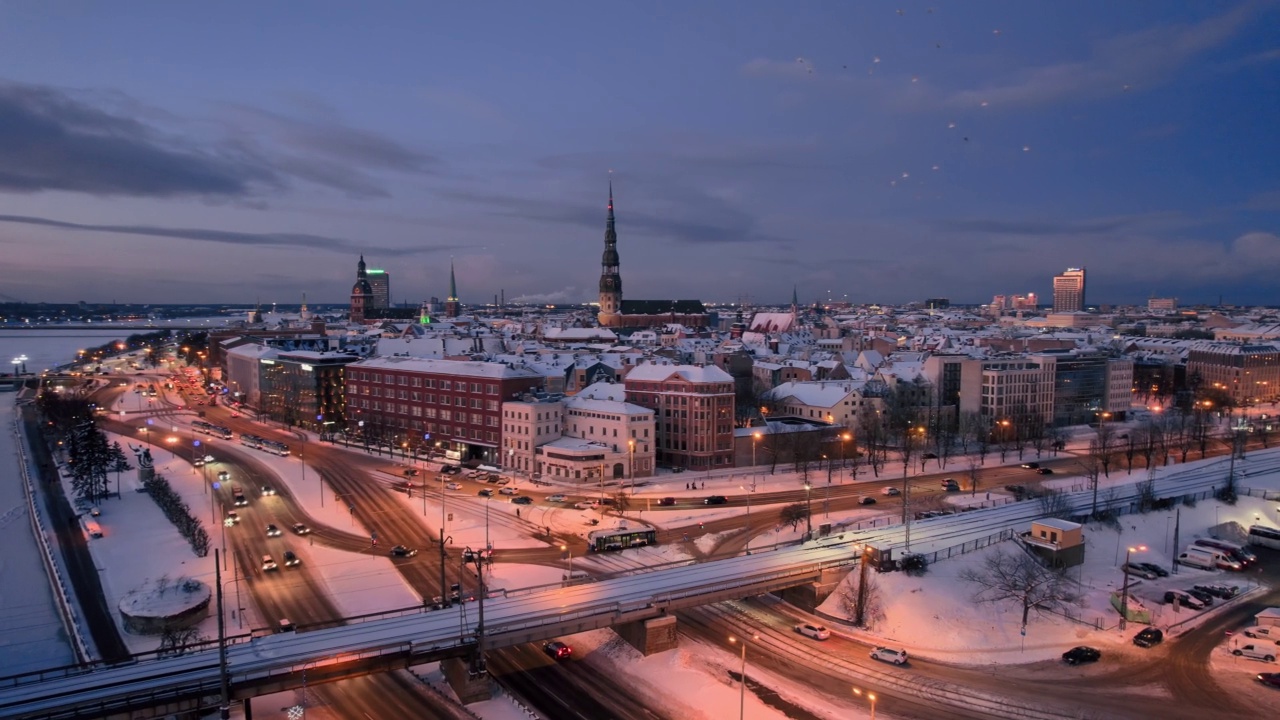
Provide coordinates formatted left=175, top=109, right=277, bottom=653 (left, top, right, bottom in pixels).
left=1079, top=452, right=1103, bottom=518
left=959, top=548, right=1078, bottom=631
left=1094, top=423, right=1117, bottom=477
left=1037, top=487, right=1072, bottom=520
left=838, top=568, right=885, bottom=628
left=967, top=456, right=982, bottom=496
left=778, top=503, right=809, bottom=532
left=158, top=625, right=207, bottom=657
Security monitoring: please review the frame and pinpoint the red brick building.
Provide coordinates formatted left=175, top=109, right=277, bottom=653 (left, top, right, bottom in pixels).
left=623, top=363, right=735, bottom=470
left=346, top=357, right=544, bottom=466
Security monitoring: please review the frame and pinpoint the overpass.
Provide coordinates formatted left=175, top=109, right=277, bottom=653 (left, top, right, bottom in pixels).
left=1, top=448, right=1270, bottom=719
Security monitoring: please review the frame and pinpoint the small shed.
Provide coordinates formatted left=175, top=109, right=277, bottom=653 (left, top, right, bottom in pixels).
left=1022, top=518, right=1085, bottom=568
left=1256, top=607, right=1280, bottom=628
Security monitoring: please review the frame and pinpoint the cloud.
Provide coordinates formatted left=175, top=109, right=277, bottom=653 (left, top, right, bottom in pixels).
left=508, top=287, right=582, bottom=304
left=938, top=217, right=1138, bottom=236
left=0, top=81, right=277, bottom=197
left=942, top=4, right=1256, bottom=109
left=0, top=212, right=461, bottom=257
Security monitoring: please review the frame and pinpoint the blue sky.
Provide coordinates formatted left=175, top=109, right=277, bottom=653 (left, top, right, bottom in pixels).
left=1, top=1, right=1277, bottom=306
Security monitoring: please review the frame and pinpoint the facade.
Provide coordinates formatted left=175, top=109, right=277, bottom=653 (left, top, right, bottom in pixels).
left=596, top=184, right=709, bottom=329
left=1034, top=351, right=1113, bottom=426
left=1147, top=297, right=1177, bottom=312
left=366, top=269, right=390, bottom=310
left=766, top=380, right=876, bottom=430
left=624, top=363, right=735, bottom=470
left=972, top=359, right=1055, bottom=426
left=224, top=343, right=279, bottom=409
left=1052, top=267, right=1086, bottom=312
left=501, top=391, right=656, bottom=481
left=258, top=351, right=358, bottom=432
left=1022, top=519, right=1085, bottom=568
left=1186, top=342, right=1280, bottom=405
left=350, top=255, right=374, bottom=323
left=346, top=357, right=545, bottom=466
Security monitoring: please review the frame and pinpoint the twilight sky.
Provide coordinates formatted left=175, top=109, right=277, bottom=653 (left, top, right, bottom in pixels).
left=1, top=1, right=1278, bottom=307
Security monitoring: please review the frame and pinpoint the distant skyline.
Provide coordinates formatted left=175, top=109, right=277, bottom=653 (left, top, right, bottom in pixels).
left=2, top=1, right=1278, bottom=306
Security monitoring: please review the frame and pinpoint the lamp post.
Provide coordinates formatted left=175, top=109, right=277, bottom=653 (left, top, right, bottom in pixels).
left=839, top=432, right=851, bottom=483
left=803, top=482, right=813, bottom=540
left=1120, top=544, right=1147, bottom=630
left=728, top=634, right=758, bottom=720
left=741, top=483, right=755, bottom=553
left=628, top=439, right=636, bottom=496
left=853, top=688, right=877, bottom=720
left=560, top=543, right=573, bottom=586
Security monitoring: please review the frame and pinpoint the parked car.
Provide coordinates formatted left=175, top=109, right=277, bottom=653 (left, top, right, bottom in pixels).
left=445, top=482, right=462, bottom=490
left=1163, top=590, right=1205, bottom=610
left=1233, top=645, right=1277, bottom=662
left=1244, top=626, right=1280, bottom=643
left=390, top=545, right=418, bottom=558
left=499, top=486, right=519, bottom=495
left=941, top=478, right=960, bottom=490
left=1193, top=583, right=1238, bottom=599
left=478, top=489, right=494, bottom=497
left=1004, top=484, right=1026, bottom=495
left=512, top=496, right=533, bottom=505
left=547, top=494, right=568, bottom=503
left=291, top=523, right=310, bottom=535
left=881, top=487, right=901, bottom=496
left=544, top=641, right=573, bottom=660
left=1184, top=587, right=1215, bottom=606
left=671, top=467, right=686, bottom=474
left=1062, top=646, right=1101, bottom=665
left=703, top=495, right=728, bottom=505
left=1020, top=462, right=1040, bottom=469
left=1037, top=468, right=1054, bottom=475
left=859, top=497, right=877, bottom=505
left=1136, top=562, right=1169, bottom=578
left=794, top=623, right=832, bottom=640
left=870, top=646, right=908, bottom=665
left=658, top=497, right=678, bottom=506
left=265, top=524, right=281, bottom=537
left=283, top=550, right=300, bottom=567
left=1133, top=627, right=1164, bottom=648
left=1256, top=672, right=1280, bottom=689
left=441, top=465, right=461, bottom=475
left=1122, top=562, right=1159, bottom=580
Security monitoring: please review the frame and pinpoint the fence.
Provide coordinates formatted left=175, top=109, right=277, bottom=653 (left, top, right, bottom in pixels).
left=903, top=528, right=1016, bottom=566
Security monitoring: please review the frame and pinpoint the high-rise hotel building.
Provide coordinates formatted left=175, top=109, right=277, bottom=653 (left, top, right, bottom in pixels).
left=1052, top=267, right=1086, bottom=312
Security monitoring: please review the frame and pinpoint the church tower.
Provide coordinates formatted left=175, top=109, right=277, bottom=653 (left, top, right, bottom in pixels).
left=597, top=181, right=623, bottom=327
left=444, top=259, right=461, bottom=318
left=350, top=255, right=373, bottom=323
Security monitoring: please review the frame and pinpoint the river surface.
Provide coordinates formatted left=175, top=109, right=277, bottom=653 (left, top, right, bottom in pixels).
left=0, top=319, right=230, bottom=374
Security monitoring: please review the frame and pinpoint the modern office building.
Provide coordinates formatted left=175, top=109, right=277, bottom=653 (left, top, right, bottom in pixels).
left=366, top=269, right=390, bottom=309
left=1053, top=268, right=1087, bottom=312
left=1186, top=342, right=1280, bottom=405
left=258, top=351, right=359, bottom=432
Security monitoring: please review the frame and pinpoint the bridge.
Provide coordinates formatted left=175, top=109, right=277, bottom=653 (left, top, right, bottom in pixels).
left=0, top=449, right=1266, bottom=719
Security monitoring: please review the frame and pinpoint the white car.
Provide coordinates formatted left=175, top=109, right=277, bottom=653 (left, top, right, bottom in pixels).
left=499, top=486, right=519, bottom=495
left=1232, top=644, right=1277, bottom=662
left=794, top=623, right=831, bottom=641
left=445, top=482, right=463, bottom=491
left=547, top=494, right=568, bottom=503
left=881, top=487, right=901, bottom=496
left=1244, top=626, right=1279, bottom=643
left=574, top=501, right=599, bottom=510
left=870, top=646, right=908, bottom=665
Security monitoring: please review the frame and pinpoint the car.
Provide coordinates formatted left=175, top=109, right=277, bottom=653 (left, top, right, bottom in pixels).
left=478, top=489, right=494, bottom=497
left=1137, top=562, right=1169, bottom=578
left=283, top=550, right=300, bottom=567
left=1244, top=626, right=1280, bottom=643
left=859, top=496, right=878, bottom=505
left=217, top=471, right=230, bottom=481
left=547, top=494, right=568, bottom=503
left=390, top=545, right=419, bottom=558
left=277, top=618, right=295, bottom=632
left=1194, top=583, right=1238, bottom=599
left=1163, top=590, right=1205, bottom=610
left=703, top=495, right=728, bottom=505
left=574, top=500, right=598, bottom=509
left=261, top=554, right=278, bottom=572
left=403, top=468, right=420, bottom=477
left=230, top=412, right=241, bottom=419
left=445, top=482, right=462, bottom=490
left=512, top=496, right=533, bottom=505
left=1004, top=484, right=1026, bottom=495
left=942, top=479, right=960, bottom=491
left=225, top=511, right=240, bottom=525
left=870, top=646, right=908, bottom=665
left=1122, top=562, right=1159, bottom=580
left=462, top=548, right=493, bottom=563
left=1020, top=462, right=1040, bottom=469
left=671, top=467, right=686, bottom=474
left=922, top=452, right=938, bottom=459
left=881, top=487, right=901, bottom=496
left=1233, top=645, right=1277, bottom=662
left=1256, top=672, right=1280, bottom=689
left=233, top=493, right=248, bottom=507
left=261, top=485, right=276, bottom=496
left=544, top=641, right=573, bottom=660
left=658, top=497, right=678, bottom=506
left=499, top=486, right=519, bottom=495
left=1037, top=467, right=1055, bottom=475
left=193, top=457, right=205, bottom=467
left=1133, top=627, right=1164, bottom=648
left=1184, top=588, right=1215, bottom=606
left=441, top=465, right=461, bottom=475
left=291, top=523, right=310, bottom=535
left=265, top=524, right=281, bottom=537
left=794, top=623, right=832, bottom=640
left=1062, top=646, right=1101, bottom=665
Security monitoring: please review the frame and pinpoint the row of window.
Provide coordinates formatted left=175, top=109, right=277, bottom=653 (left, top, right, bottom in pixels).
left=348, top=373, right=500, bottom=394
left=348, top=384, right=501, bottom=410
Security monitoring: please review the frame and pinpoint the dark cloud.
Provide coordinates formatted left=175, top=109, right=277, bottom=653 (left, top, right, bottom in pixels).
left=937, top=217, right=1138, bottom=236
left=0, top=212, right=460, bottom=257
left=0, top=81, right=277, bottom=197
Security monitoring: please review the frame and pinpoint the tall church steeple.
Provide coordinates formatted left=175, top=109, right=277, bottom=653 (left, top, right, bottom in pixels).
left=445, top=258, right=460, bottom=318
left=597, top=180, right=623, bottom=327
left=350, top=254, right=373, bottom=323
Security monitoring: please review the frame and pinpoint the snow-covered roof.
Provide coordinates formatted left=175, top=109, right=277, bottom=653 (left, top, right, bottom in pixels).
left=768, top=380, right=865, bottom=408
left=352, top=356, right=543, bottom=379
left=624, top=363, right=733, bottom=384
left=576, top=382, right=627, bottom=402
left=565, top=395, right=652, bottom=417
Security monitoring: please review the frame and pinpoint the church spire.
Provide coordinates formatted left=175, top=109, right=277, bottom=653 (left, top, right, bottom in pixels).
left=448, top=259, right=458, bottom=302
left=598, top=178, right=623, bottom=326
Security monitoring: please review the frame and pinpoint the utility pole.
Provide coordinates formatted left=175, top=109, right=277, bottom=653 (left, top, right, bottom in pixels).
left=216, top=549, right=231, bottom=719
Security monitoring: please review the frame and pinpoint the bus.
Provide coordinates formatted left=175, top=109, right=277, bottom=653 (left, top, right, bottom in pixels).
left=587, top=526, right=657, bottom=552
left=259, top=438, right=290, bottom=456
left=240, top=433, right=264, bottom=450
left=1247, top=525, right=1280, bottom=550
left=192, top=421, right=233, bottom=440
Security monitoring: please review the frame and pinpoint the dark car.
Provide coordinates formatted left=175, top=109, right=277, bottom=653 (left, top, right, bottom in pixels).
left=265, top=524, right=281, bottom=537
left=671, top=467, right=686, bottom=474
left=1004, top=484, right=1026, bottom=496
left=1020, top=462, right=1040, bottom=469
left=283, top=550, right=301, bottom=567
left=1062, top=646, right=1101, bottom=665
left=658, top=497, right=677, bottom=506
left=922, top=452, right=938, bottom=459
left=1184, top=588, right=1215, bottom=606
left=390, top=545, right=418, bottom=558
left=291, top=522, right=310, bottom=535
left=1137, top=562, right=1169, bottom=578
left=1257, top=672, right=1280, bottom=689
left=1036, top=467, right=1054, bottom=475
left=512, top=496, right=533, bottom=505
left=477, top=489, right=494, bottom=497
left=1133, top=627, right=1163, bottom=648
left=543, top=641, right=572, bottom=660
left=1194, top=583, right=1239, bottom=599
left=703, top=495, right=728, bottom=505
left=859, top=496, right=877, bottom=505
left=441, top=465, right=461, bottom=475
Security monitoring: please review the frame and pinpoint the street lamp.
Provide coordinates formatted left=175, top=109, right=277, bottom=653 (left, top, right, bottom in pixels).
left=560, top=543, right=573, bottom=586
left=628, top=439, right=636, bottom=496
left=728, top=634, right=759, bottom=720
left=741, top=483, right=756, bottom=553
left=839, top=432, right=851, bottom=482
left=1120, top=544, right=1147, bottom=631
left=803, top=482, right=813, bottom=540
left=853, top=688, right=877, bottom=720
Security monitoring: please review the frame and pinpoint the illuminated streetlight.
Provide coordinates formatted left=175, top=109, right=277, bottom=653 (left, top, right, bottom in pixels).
left=853, top=688, right=877, bottom=720
left=1120, top=544, right=1147, bottom=631
left=728, top=634, right=759, bottom=720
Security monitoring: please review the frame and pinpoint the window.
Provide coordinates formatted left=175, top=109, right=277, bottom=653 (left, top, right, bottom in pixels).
left=440, top=410, right=452, bottom=421
left=470, top=383, right=481, bottom=393
left=487, top=384, right=497, bottom=395
left=411, top=377, right=421, bottom=387
left=441, top=381, right=452, bottom=390
left=398, top=376, right=407, bottom=385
